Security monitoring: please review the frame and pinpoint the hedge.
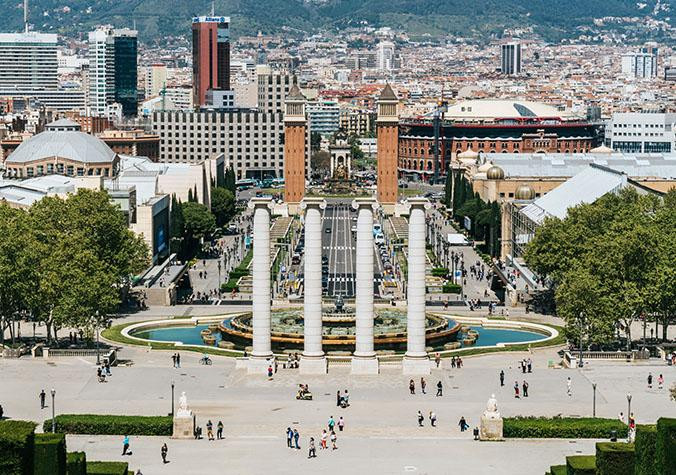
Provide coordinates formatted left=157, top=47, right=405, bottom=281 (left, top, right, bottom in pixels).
left=34, top=433, right=66, bottom=475
left=431, top=268, right=448, bottom=277
left=503, top=417, right=628, bottom=439
left=66, top=452, right=86, bottom=475
left=550, top=465, right=567, bottom=475
left=595, top=442, right=635, bottom=475
left=655, top=417, right=676, bottom=475
left=46, top=415, right=172, bottom=436
left=565, top=455, right=596, bottom=475
left=0, top=420, right=36, bottom=475
left=442, top=283, right=462, bottom=294
left=634, top=424, right=657, bottom=475
left=85, top=461, right=128, bottom=475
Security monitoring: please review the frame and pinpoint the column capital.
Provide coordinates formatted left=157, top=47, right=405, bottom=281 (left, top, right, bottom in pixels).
left=248, top=196, right=273, bottom=210
left=405, top=197, right=432, bottom=211
left=351, top=196, right=379, bottom=212
left=300, top=196, right=327, bottom=211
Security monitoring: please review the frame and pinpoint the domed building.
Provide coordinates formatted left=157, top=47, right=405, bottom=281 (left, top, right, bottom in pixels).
left=4, top=119, right=119, bottom=179
left=514, top=184, right=536, bottom=200
left=486, top=165, right=505, bottom=180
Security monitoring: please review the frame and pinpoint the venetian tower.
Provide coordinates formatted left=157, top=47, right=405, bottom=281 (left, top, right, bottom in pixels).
left=376, top=84, right=399, bottom=214
left=284, top=81, right=307, bottom=215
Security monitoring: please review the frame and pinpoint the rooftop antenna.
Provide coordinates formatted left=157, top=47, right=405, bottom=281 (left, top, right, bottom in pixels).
left=133, top=18, right=137, bottom=31
left=211, top=0, right=215, bottom=16
left=24, top=0, right=29, bottom=33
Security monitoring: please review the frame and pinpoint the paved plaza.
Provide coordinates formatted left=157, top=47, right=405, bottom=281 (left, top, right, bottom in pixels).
left=2, top=336, right=674, bottom=474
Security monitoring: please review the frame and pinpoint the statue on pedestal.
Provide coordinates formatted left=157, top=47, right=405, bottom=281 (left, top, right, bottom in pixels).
left=173, top=390, right=196, bottom=439
left=480, top=393, right=503, bottom=440
left=483, top=393, right=500, bottom=419
left=176, top=391, right=192, bottom=417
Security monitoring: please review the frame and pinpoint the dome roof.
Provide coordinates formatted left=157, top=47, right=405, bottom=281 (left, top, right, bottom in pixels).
left=589, top=145, right=613, bottom=154
left=515, top=184, right=536, bottom=200
left=446, top=99, right=577, bottom=121
left=478, top=161, right=493, bottom=173
left=486, top=165, right=505, bottom=180
left=6, top=131, right=116, bottom=165
left=457, top=147, right=479, bottom=159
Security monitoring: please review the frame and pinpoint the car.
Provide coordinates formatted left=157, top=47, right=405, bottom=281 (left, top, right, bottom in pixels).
left=322, top=256, right=329, bottom=265
left=325, top=228, right=332, bottom=233
left=351, top=225, right=357, bottom=233
left=291, top=253, right=301, bottom=265
left=383, top=263, right=393, bottom=271
left=375, top=234, right=385, bottom=245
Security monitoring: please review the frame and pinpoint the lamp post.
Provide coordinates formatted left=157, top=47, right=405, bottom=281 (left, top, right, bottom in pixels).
left=95, top=310, right=100, bottom=366
left=592, top=383, right=597, bottom=417
left=50, top=388, right=56, bottom=433
left=578, top=312, right=585, bottom=368
left=626, top=393, right=632, bottom=425
left=171, top=381, right=175, bottom=417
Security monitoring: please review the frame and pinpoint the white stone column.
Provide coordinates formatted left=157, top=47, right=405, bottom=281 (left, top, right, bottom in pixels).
left=351, top=197, right=379, bottom=374
left=300, top=197, right=328, bottom=374
left=247, top=197, right=274, bottom=374
left=403, top=197, right=431, bottom=375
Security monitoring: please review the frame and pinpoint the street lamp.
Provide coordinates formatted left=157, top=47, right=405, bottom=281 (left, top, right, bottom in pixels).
left=50, top=388, right=56, bottom=433
left=171, top=381, right=175, bottom=417
left=626, top=393, right=632, bottom=426
left=592, top=383, right=597, bottom=417
left=95, top=310, right=100, bottom=366
left=578, top=312, right=585, bottom=368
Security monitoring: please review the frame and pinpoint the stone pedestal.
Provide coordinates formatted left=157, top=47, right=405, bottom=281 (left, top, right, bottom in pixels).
left=402, top=355, right=431, bottom=375
left=480, top=415, right=504, bottom=441
left=247, top=356, right=275, bottom=375
left=299, top=355, right=327, bottom=374
left=351, top=356, right=379, bottom=375
left=172, top=412, right=195, bottom=439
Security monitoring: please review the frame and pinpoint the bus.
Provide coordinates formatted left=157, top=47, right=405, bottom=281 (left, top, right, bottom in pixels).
left=236, top=178, right=258, bottom=190
left=271, top=177, right=285, bottom=188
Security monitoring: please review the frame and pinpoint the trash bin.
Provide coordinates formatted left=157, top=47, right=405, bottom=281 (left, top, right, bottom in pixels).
left=610, top=430, right=617, bottom=442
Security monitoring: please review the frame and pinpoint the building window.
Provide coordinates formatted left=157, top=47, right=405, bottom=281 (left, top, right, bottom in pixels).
left=66, top=166, right=74, bottom=176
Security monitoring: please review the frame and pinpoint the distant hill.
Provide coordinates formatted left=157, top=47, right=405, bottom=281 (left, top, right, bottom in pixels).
left=2, top=0, right=674, bottom=43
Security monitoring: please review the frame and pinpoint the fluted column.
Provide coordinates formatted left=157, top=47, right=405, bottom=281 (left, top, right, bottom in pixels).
left=403, top=197, right=431, bottom=375
left=351, top=198, right=380, bottom=374
left=248, top=197, right=273, bottom=369
left=300, top=197, right=327, bottom=374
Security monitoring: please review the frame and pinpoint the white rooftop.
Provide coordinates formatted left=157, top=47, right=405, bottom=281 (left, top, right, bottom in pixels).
left=446, top=100, right=576, bottom=121
left=7, top=131, right=116, bottom=165
left=0, top=32, right=58, bottom=44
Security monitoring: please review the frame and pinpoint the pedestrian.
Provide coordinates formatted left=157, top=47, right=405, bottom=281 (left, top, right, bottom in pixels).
left=330, top=430, right=337, bottom=450
left=527, top=358, right=532, bottom=373
left=217, top=420, right=224, bottom=439
left=176, top=353, right=181, bottom=368
left=514, top=381, right=520, bottom=398
left=328, top=415, right=335, bottom=432
left=523, top=380, right=529, bottom=398
left=436, top=380, right=443, bottom=397
left=267, top=364, right=273, bottom=378
left=286, top=427, right=293, bottom=448
left=417, top=410, right=424, bottom=427
left=499, top=370, right=505, bottom=387
left=206, top=420, right=214, bottom=440
left=658, top=374, right=664, bottom=390
left=409, top=379, right=415, bottom=395
left=459, top=416, right=468, bottom=432
left=435, top=352, right=441, bottom=368
left=122, top=435, right=130, bottom=455
left=457, top=357, right=463, bottom=368
left=308, top=437, right=317, bottom=458
left=161, top=443, right=168, bottom=464
left=618, top=411, right=624, bottom=422
left=648, top=373, right=653, bottom=389
left=338, top=416, right=345, bottom=432
left=429, top=411, right=437, bottom=427
left=321, top=429, right=328, bottom=449
left=343, top=389, right=349, bottom=406
left=567, top=377, right=572, bottom=397
left=451, top=356, right=456, bottom=368
left=337, top=390, right=341, bottom=406
left=293, top=429, right=300, bottom=450
left=473, top=426, right=480, bottom=440
left=521, top=360, right=526, bottom=374
left=420, top=377, right=426, bottom=394
left=39, top=389, right=46, bottom=409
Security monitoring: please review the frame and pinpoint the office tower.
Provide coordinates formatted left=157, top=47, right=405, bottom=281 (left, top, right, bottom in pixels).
left=622, top=45, right=658, bottom=79
left=88, top=27, right=138, bottom=117
left=306, top=100, right=340, bottom=134
left=501, top=42, right=522, bottom=75
left=145, top=63, right=168, bottom=98
left=376, top=41, right=395, bottom=71
left=0, top=32, right=58, bottom=90
left=192, top=15, right=231, bottom=107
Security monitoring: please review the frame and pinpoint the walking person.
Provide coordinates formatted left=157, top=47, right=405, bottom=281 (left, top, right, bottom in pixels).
left=176, top=353, right=181, bottom=368
left=499, top=370, right=505, bottom=387
left=514, top=381, right=520, bottom=398
left=459, top=416, right=468, bottom=432
left=658, top=374, right=664, bottom=390
left=527, top=358, right=532, bottom=373
left=286, top=427, right=293, bottom=448
left=567, top=377, right=572, bottom=397
left=267, top=364, right=273, bottom=378
left=336, top=390, right=341, bottom=407
left=647, top=373, right=653, bottom=389
left=409, top=379, right=415, bottom=395
left=161, top=443, right=168, bottom=464
left=122, top=435, right=130, bottom=456
left=429, top=411, right=437, bottom=427
left=171, top=353, right=177, bottom=368
left=321, top=430, right=328, bottom=449
left=206, top=420, right=214, bottom=441
left=217, top=420, right=224, bottom=440
left=308, top=437, right=317, bottom=458
left=523, top=380, right=529, bottom=398
left=417, top=410, right=424, bottom=427
left=436, top=380, right=443, bottom=397
left=330, top=430, right=337, bottom=450
left=343, top=389, right=350, bottom=407
left=328, top=416, right=335, bottom=432
left=338, top=416, right=345, bottom=432
left=420, top=377, right=426, bottom=394
left=435, top=353, right=441, bottom=368
left=293, top=429, right=300, bottom=450
left=39, top=389, right=46, bottom=409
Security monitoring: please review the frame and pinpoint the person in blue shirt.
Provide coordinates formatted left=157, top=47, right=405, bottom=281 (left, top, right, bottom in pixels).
left=122, top=435, right=130, bottom=455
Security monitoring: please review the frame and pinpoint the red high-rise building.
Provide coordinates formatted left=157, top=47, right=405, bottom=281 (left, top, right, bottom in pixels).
left=191, top=16, right=231, bottom=107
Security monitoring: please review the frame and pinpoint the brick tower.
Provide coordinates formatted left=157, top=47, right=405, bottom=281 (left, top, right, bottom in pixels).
left=377, top=84, right=399, bottom=214
left=284, top=82, right=307, bottom=214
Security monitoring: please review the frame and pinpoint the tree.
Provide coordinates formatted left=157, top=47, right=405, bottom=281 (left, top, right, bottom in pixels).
left=170, top=194, right=185, bottom=256
left=311, top=150, right=330, bottom=174
left=211, top=187, right=235, bottom=227
left=182, top=202, right=216, bottom=241
left=311, top=131, right=322, bottom=152
left=224, top=166, right=236, bottom=194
